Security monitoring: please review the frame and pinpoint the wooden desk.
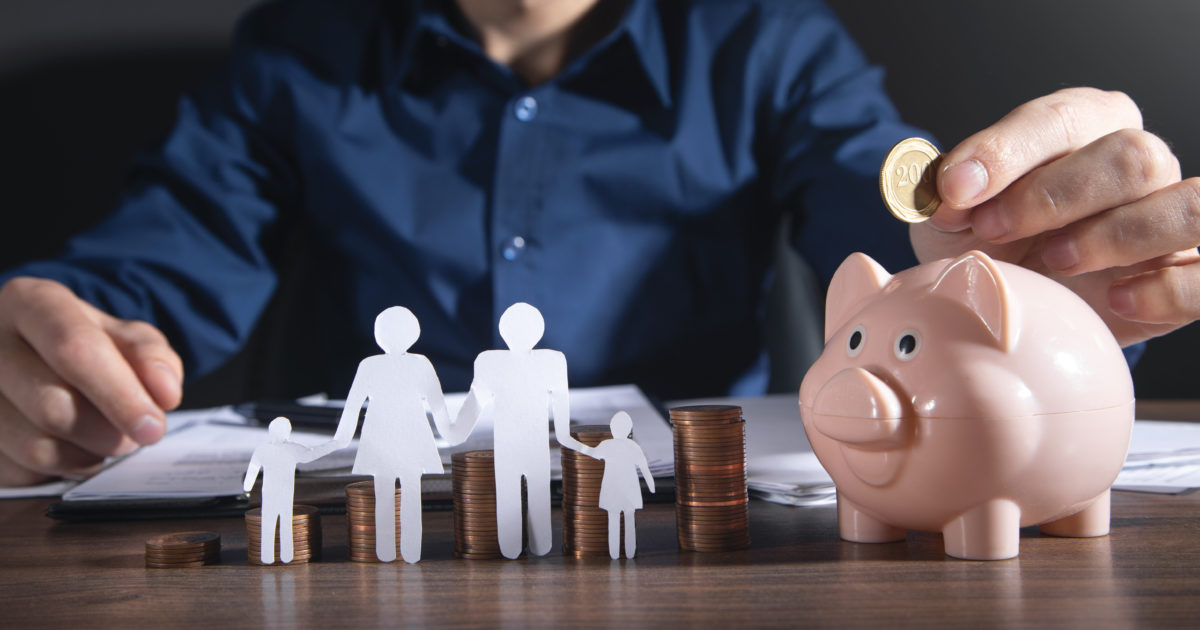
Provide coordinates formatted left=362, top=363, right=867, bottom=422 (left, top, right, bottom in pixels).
left=1, top=403, right=1197, bottom=628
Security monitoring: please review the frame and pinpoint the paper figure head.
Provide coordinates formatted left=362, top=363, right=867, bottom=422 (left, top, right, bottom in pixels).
left=498, top=302, right=544, bottom=351
left=610, top=411, right=633, bottom=439
left=375, top=306, right=420, bottom=354
left=268, top=417, right=292, bottom=442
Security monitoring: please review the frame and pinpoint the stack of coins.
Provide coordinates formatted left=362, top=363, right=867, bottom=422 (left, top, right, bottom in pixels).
left=561, top=425, right=623, bottom=558
left=144, top=531, right=220, bottom=568
left=345, top=480, right=402, bottom=562
left=671, top=405, right=750, bottom=551
left=451, top=450, right=503, bottom=559
left=245, top=505, right=322, bottom=565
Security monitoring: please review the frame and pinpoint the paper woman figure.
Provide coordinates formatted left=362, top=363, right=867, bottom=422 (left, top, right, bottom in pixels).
left=331, top=306, right=461, bottom=563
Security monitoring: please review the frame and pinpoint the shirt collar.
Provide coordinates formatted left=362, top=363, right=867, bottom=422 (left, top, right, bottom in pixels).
left=386, top=0, right=672, bottom=109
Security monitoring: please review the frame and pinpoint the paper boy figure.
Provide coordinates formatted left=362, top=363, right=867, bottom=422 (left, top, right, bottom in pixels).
left=243, top=417, right=338, bottom=564
left=331, top=306, right=462, bottom=563
left=455, top=302, right=586, bottom=559
left=581, top=411, right=656, bottom=559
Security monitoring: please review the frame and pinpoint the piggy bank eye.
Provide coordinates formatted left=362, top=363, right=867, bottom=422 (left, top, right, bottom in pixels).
left=846, top=325, right=866, bottom=357
left=894, top=329, right=921, bottom=361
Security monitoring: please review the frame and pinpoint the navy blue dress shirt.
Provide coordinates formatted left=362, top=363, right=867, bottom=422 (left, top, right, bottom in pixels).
left=2, top=0, right=926, bottom=399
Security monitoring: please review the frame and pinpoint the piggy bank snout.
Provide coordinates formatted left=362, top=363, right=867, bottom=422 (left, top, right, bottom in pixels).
left=811, top=367, right=908, bottom=449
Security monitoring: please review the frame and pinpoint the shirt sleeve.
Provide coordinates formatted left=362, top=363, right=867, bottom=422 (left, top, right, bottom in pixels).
left=0, top=7, right=301, bottom=379
left=758, top=1, right=925, bottom=286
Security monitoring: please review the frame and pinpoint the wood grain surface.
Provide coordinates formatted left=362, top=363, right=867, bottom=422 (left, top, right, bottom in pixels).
left=0, top=403, right=1196, bottom=628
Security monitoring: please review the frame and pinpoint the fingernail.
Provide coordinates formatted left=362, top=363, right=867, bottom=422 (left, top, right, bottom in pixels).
left=152, top=360, right=182, bottom=401
left=972, top=205, right=1011, bottom=241
left=114, top=439, right=139, bottom=456
left=1041, top=234, right=1080, bottom=272
left=941, top=159, right=988, bottom=206
left=1110, top=283, right=1137, bottom=317
left=132, top=415, right=164, bottom=445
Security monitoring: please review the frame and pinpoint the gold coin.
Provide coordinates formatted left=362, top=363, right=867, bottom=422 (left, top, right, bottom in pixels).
left=880, top=137, right=942, bottom=223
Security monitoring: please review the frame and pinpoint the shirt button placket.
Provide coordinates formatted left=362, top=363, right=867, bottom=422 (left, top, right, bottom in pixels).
left=493, top=93, right=545, bottom=324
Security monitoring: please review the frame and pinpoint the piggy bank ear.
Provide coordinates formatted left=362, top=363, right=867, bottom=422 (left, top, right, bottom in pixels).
left=825, top=253, right=892, bottom=343
left=929, top=250, right=1018, bottom=352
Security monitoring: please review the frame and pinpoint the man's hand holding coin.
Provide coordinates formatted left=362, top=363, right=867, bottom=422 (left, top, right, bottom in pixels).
left=905, top=87, right=1200, bottom=347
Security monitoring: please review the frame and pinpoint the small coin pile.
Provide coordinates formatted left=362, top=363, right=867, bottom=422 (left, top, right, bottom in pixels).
left=562, top=425, right=624, bottom=558
left=345, top=480, right=401, bottom=562
left=880, top=137, right=942, bottom=223
left=144, top=531, right=220, bottom=568
left=671, top=405, right=750, bottom=551
left=245, top=505, right=322, bottom=565
left=451, top=450, right=503, bottom=559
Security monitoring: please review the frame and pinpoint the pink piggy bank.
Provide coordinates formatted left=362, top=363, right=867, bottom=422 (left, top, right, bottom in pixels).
left=799, top=250, right=1134, bottom=560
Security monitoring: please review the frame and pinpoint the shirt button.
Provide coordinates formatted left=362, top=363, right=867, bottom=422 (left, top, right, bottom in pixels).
left=502, top=236, right=527, bottom=260
left=513, top=96, right=538, bottom=122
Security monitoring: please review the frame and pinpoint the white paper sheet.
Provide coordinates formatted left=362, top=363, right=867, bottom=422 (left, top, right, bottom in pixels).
left=668, top=394, right=836, bottom=506
left=52, top=384, right=670, bottom=503
left=1113, top=419, right=1200, bottom=494
left=63, top=423, right=340, bottom=501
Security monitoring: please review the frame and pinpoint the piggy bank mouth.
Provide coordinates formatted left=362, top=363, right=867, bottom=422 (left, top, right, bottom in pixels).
left=808, top=367, right=911, bottom=486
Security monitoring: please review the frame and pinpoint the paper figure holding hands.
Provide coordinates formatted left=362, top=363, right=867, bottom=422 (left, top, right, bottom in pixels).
left=243, top=417, right=339, bottom=564
left=455, top=302, right=586, bottom=559
left=331, top=306, right=460, bottom=563
left=582, top=411, right=656, bottom=559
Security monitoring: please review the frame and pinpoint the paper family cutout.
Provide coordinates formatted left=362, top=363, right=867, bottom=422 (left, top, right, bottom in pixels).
left=580, top=411, right=656, bottom=559
left=454, top=302, right=586, bottom=559
left=242, top=417, right=338, bottom=564
left=243, top=303, right=654, bottom=564
left=331, top=305, right=464, bottom=563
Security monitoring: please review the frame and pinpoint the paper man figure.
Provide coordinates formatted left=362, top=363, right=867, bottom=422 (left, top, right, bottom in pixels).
left=331, top=306, right=461, bottom=563
left=455, top=302, right=586, bottom=559
left=243, top=417, right=339, bottom=565
left=581, top=411, right=656, bottom=559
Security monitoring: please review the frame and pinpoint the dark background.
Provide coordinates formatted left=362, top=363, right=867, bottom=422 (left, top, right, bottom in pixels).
left=1, top=0, right=1196, bottom=404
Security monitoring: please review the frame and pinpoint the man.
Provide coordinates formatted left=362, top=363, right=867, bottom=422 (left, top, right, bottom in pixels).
left=0, top=0, right=1196, bottom=486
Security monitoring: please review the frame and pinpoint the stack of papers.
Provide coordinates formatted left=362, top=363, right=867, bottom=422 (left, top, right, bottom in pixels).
left=673, top=394, right=1200, bottom=506
left=61, top=384, right=672, bottom=502
left=5, top=390, right=1199, bottom=504
left=1113, top=420, right=1200, bottom=493
left=668, top=394, right=836, bottom=506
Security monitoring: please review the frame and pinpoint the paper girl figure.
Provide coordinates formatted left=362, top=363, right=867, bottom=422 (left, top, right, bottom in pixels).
left=454, top=302, right=586, bottom=559
left=243, top=417, right=339, bottom=564
left=582, top=411, right=656, bottom=559
left=331, top=306, right=462, bottom=563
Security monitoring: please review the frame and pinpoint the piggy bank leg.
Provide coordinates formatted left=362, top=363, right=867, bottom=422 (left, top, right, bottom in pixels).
left=1039, top=490, right=1110, bottom=538
left=837, top=492, right=905, bottom=543
left=942, top=498, right=1020, bottom=560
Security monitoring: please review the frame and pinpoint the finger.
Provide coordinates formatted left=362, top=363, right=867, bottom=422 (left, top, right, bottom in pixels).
left=0, top=449, right=53, bottom=486
left=7, top=280, right=166, bottom=445
left=0, top=332, right=138, bottom=457
left=971, top=129, right=1180, bottom=244
left=0, top=393, right=106, bottom=478
left=1109, top=256, right=1200, bottom=324
left=1041, top=178, right=1200, bottom=275
left=935, top=88, right=1143, bottom=221
left=101, top=316, right=184, bottom=411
